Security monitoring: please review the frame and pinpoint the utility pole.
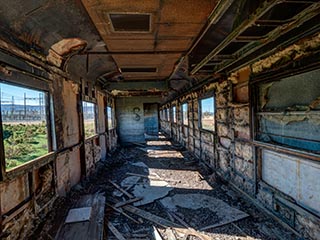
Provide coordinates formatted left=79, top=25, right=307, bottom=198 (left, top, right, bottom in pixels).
left=39, top=93, right=42, bottom=120
left=24, top=92, right=27, bottom=120
left=11, top=96, right=14, bottom=120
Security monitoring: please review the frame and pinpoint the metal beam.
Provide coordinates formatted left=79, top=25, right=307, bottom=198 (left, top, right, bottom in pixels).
left=166, top=0, right=236, bottom=83
left=190, top=0, right=281, bottom=75
left=187, top=0, right=236, bottom=55
left=80, top=50, right=185, bottom=55
left=215, top=2, right=320, bottom=73
left=104, top=81, right=167, bottom=91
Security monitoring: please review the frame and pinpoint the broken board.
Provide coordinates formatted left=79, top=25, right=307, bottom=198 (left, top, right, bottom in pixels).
left=55, top=193, right=105, bottom=240
left=65, top=207, right=92, bottom=223
left=160, top=193, right=249, bottom=230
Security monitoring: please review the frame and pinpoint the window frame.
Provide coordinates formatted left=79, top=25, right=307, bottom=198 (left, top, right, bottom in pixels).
left=252, top=66, right=320, bottom=159
left=172, top=105, right=177, bottom=123
left=181, top=102, right=188, bottom=126
left=82, top=101, right=98, bottom=139
left=0, top=80, right=54, bottom=175
left=107, top=105, right=115, bottom=130
left=199, top=95, right=215, bottom=132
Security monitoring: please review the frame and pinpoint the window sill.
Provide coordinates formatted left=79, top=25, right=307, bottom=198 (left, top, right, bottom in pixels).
left=200, top=128, right=215, bottom=134
left=4, top=152, right=56, bottom=181
left=84, top=134, right=99, bottom=142
left=253, top=140, right=320, bottom=162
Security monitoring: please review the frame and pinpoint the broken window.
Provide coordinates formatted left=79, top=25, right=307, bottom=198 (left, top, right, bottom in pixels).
left=0, top=82, right=50, bottom=170
left=166, top=108, right=170, bottom=122
left=107, top=106, right=115, bottom=130
left=255, top=69, right=320, bottom=153
left=172, top=106, right=177, bottom=123
left=200, top=97, right=215, bottom=131
left=82, top=101, right=96, bottom=139
left=182, top=103, right=188, bottom=126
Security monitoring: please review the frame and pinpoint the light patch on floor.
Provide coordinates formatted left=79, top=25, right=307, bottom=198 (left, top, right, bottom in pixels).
left=132, top=178, right=173, bottom=206
left=160, top=193, right=249, bottom=229
left=147, top=149, right=184, bottom=158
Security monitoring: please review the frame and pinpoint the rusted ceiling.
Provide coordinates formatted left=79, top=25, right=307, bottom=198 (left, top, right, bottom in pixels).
left=0, top=0, right=319, bottom=102
left=81, top=0, right=217, bottom=82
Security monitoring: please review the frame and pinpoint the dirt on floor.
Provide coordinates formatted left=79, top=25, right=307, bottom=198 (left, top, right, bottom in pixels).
left=29, top=136, right=298, bottom=240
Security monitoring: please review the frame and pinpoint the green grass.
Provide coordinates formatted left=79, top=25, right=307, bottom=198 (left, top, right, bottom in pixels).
left=3, top=123, right=48, bottom=170
left=84, top=121, right=96, bottom=139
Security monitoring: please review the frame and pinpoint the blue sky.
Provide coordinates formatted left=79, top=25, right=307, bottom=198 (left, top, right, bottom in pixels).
left=0, top=82, right=42, bottom=105
left=201, top=97, right=214, bottom=113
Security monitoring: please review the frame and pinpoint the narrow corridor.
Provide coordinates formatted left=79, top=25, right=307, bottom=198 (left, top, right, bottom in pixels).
left=32, top=135, right=297, bottom=240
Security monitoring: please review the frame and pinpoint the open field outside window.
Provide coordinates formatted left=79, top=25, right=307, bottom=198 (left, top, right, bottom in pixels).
left=200, top=97, right=215, bottom=131
left=107, top=106, right=115, bottom=129
left=0, top=82, right=49, bottom=170
left=83, top=101, right=96, bottom=138
left=182, top=103, right=188, bottom=126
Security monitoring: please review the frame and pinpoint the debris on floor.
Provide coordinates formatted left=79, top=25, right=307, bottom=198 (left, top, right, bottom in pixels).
left=55, top=193, right=105, bottom=240
left=31, top=136, right=298, bottom=240
left=65, top=207, right=92, bottom=223
left=160, top=193, right=249, bottom=230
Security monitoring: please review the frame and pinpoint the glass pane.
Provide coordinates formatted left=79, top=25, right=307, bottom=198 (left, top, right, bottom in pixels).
left=201, top=97, right=215, bottom=131
left=0, top=82, right=48, bottom=170
left=172, top=106, right=176, bottom=123
left=83, top=101, right=96, bottom=138
left=107, top=106, right=114, bottom=129
left=182, top=103, right=188, bottom=125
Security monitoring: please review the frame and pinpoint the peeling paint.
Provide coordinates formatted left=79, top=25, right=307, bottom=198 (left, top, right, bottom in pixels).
left=47, top=38, right=87, bottom=68
left=252, top=33, right=320, bottom=74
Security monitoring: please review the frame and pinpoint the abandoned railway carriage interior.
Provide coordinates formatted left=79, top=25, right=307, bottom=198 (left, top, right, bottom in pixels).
left=0, top=0, right=319, bottom=239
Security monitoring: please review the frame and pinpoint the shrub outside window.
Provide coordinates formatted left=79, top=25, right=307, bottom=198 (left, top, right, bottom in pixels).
left=0, top=82, right=49, bottom=170
left=82, top=101, right=96, bottom=138
left=182, top=103, right=188, bottom=126
left=200, top=97, right=215, bottom=131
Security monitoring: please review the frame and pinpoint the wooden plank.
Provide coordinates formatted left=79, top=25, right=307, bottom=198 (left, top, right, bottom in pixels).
left=55, top=193, right=105, bottom=240
left=123, top=205, right=181, bottom=228
left=107, top=222, right=126, bottom=240
left=65, top=207, right=92, bottom=223
left=114, top=197, right=143, bottom=208
left=200, top=217, right=246, bottom=231
left=109, top=180, right=134, bottom=198
left=107, top=203, right=141, bottom=224
left=153, top=226, right=163, bottom=240
left=123, top=205, right=212, bottom=240
left=166, top=228, right=177, bottom=240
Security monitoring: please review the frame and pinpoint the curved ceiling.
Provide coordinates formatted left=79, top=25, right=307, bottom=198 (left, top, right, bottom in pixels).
left=0, top=0, right=319, bottom=103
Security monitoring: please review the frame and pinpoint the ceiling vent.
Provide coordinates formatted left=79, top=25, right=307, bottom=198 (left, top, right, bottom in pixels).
left=109, top=13, right=151, bottom=32
left=120, top=67, right=157, bottom=73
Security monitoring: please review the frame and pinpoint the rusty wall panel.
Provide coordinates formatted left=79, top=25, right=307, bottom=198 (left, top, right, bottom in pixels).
left=0, top=175, right=29, bottom=214
left=56, top=149, right=81, bottom=197
left=116, top=96, right=160, bottom=144
left=56, top=152, right=70, bottom=197
left=85, top=140, right=94, bottom=175
left=99, top=135, right=107, bottom=160
left=68, top=148, right=81, bottom=188
left=62, top=80, right=80, bottom=147
left=97, top=91, right=106, bottom=133
left=262, top=149, right=320, bottom=216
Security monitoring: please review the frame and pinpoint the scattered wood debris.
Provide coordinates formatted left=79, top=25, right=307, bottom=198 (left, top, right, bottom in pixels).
left=55, top=193, right=105, bottom=240
left=153, top=226, right=163, bottom=240
left=107, top=222, right=126, bottom=240
left=108, top=180, right=134, bottom=199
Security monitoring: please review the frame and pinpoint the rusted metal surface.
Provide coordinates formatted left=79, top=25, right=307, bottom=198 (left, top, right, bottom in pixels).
left=190, top=0, right=320, bottom=77
left=261, top=149, right=320, bottom=216
left=81, top=0, right=216, bottom=82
